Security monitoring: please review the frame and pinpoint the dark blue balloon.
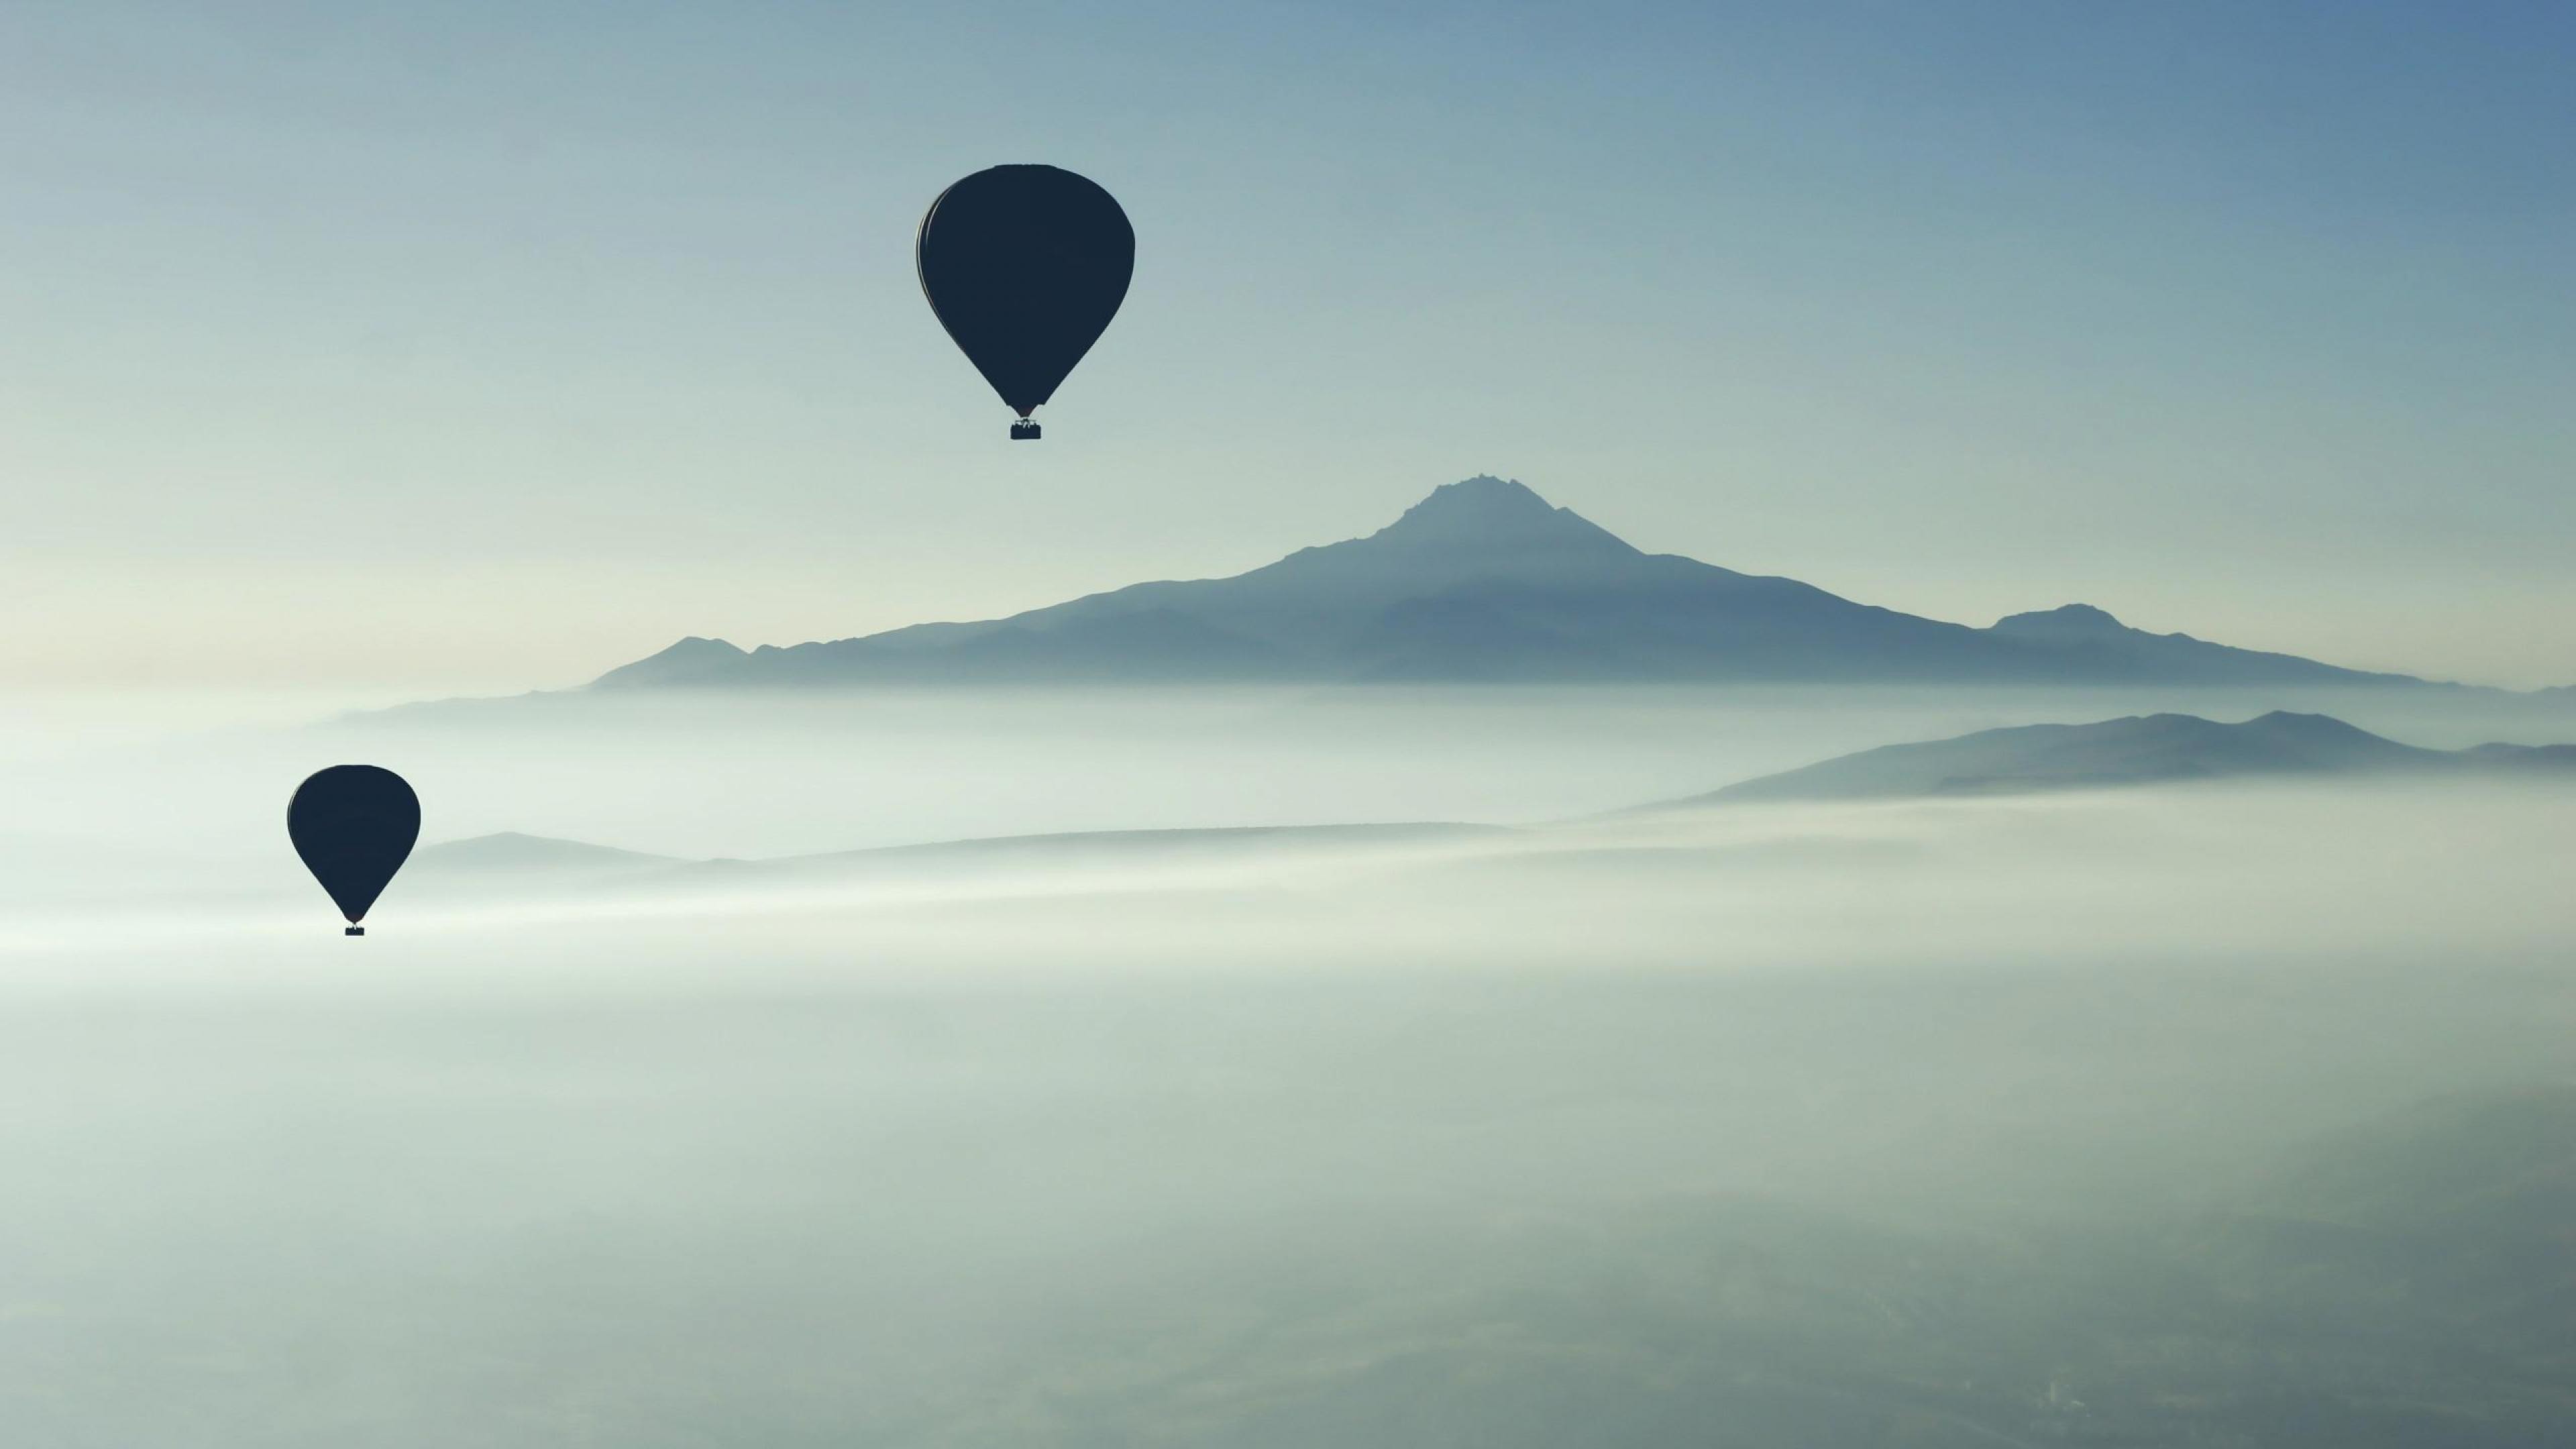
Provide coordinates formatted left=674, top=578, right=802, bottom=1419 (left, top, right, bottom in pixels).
left=917, top=165, right=1134, bottom=437
left=288, top=765, right=419, bottom=936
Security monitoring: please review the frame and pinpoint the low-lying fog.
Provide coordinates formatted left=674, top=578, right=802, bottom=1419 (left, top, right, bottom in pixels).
left=10, top=681, right=2576, bottom=859
left=3, top=685, right=2571, bottom=1446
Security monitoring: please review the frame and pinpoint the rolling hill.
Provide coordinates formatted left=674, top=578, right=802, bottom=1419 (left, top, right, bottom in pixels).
left=1657, top=711, right=2576, bottom=806
left=407, top=821, right=1509, bottom=896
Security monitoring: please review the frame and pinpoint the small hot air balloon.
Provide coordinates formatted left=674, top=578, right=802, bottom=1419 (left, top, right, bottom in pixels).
left=287, top=765, right=419, bottom=936
left=916, top=164, right=1134, bottom=439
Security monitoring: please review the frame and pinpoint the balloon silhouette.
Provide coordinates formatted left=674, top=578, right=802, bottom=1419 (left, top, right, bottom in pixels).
left=916, top=164, right=1134, bottom=439
left=287, top=765, right=419, bottom=936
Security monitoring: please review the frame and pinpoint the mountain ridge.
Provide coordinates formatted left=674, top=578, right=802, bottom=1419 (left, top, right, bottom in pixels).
left=586, top=476, right=2478, bottom=691
left=1649, top=711, right=2576, bottom=807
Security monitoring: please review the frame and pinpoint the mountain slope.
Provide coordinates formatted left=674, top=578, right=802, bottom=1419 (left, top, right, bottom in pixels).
left=590, top=476, right=2456, bottom=690
left=1658, top=712, right=2576, bottom=805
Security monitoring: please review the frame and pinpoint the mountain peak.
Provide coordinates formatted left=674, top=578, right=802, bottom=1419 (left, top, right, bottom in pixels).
left=1422, top=474, right=1550, bottom=508
left=1989, top=603, right=2130, bottom=638
left=2243, top=710, right=2379, bottom=741
left=1362, top=476, right=1637, bottom=556
left=592, top=635, right=749, bottom=688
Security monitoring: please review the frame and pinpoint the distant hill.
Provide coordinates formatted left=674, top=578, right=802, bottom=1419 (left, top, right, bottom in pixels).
left=413, top=831, right=679, bottom=874
left=589, top=476, right=2465, bottom=691
left=758, top=821, right=1506, bottom=871
left=1655, top=711, right=2576, bottom=806
left=405, top=833, right=686, bottom=900
left=409, top=822, right=1509, bottom=898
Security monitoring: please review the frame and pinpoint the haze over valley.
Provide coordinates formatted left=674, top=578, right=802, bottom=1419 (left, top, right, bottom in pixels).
left=7, top=671, right=2573, bottom=1444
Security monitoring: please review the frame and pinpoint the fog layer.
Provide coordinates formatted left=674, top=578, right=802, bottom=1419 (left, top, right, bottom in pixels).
left=1, top=687, right=2570, bottom=1445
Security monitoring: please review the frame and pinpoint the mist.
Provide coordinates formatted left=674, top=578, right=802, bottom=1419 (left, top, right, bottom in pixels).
left=3, top=684, right=2571, bottom=1444
left=11, top=679, right=2576, bottom=856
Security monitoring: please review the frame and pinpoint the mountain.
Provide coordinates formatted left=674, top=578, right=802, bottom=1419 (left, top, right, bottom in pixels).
left=1656, top=711, right=2576, bottom=806
left=590, top=476, right=2458, bottom=690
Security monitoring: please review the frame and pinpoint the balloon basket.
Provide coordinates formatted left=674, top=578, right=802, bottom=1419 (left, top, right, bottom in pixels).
left=1010, top=420, right=1041, bottom=441
left=345, top=926, right=365, bottom=936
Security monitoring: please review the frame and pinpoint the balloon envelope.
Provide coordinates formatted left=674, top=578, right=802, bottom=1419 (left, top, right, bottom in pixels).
left=916, top=165, right=1134, bottom=431
left=287, top=765, right=419, bottom=932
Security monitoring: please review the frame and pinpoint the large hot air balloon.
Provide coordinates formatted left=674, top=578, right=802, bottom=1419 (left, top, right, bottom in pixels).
left=287, top=765, right=420, bottom=936
left=916, top=165, right=1134, bottom=439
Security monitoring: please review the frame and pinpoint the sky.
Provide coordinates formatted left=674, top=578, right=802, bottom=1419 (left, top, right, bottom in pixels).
left=3, top=0, right=2570, bottom=692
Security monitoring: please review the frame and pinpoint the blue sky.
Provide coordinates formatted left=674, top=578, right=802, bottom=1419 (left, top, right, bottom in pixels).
left=3, top=1, right=2569, bottom=688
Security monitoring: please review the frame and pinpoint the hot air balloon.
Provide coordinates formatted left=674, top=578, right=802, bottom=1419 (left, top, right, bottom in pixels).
left=287, top=765, right=419, bottom=936
left=916, top=164, right=1134, bottom=439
